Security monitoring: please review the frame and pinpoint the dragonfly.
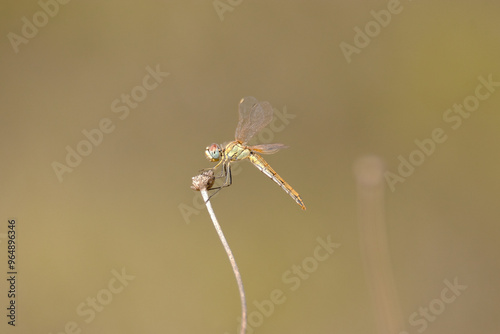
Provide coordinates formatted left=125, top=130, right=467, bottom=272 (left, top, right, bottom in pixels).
left=204, top=96, right=306, bottom=210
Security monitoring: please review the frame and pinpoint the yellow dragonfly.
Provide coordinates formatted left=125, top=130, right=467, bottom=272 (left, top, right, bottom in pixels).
left=204, top=96, right=306, bottom=210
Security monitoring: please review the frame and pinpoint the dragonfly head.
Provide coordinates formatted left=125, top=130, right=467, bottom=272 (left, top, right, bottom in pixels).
left=205, top=143, right=222, bottom=162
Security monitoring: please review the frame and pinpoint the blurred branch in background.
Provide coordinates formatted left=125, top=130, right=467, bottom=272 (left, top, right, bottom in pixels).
left=354, top=155, right=404, bottom=334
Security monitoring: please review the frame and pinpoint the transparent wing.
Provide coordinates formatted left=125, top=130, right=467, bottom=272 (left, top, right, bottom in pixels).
left=248, top=143, right=288, bottom=155
left=234, top=96, right=274, bottom=143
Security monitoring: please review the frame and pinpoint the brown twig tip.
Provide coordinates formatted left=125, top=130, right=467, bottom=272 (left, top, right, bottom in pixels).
left=191, top=169, right=215, bottom=191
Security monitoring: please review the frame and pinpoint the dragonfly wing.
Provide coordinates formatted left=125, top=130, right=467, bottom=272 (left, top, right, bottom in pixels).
left=235, top=97, right=274, bottom=143
left=248, top=143, right=288, bottom=155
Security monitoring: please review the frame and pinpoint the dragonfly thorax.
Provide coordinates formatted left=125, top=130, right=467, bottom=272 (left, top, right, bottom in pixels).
left=205, top=143, right=222, bottom=162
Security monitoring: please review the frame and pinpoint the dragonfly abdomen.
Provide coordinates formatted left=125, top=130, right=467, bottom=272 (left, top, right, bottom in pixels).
left=248, top=153, right=306, bottom=210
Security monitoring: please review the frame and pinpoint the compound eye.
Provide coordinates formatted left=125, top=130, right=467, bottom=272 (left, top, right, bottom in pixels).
left=205, top=144, right=221, bottom=161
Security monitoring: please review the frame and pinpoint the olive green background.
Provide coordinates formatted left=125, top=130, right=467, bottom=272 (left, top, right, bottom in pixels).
left=1, top=1, right=499, bottom=333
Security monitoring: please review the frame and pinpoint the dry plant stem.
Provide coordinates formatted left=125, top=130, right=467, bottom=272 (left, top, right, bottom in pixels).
left=200, top=188, right=247, bottom=334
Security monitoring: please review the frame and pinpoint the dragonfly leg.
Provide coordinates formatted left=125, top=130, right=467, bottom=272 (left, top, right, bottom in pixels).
left=200, top=161, right=226, bottom=180
left=222, top=162, right=233, bottom=187
left=206, top=163, right=233, bottom=189
left=205, top=163, right=233, bottom=202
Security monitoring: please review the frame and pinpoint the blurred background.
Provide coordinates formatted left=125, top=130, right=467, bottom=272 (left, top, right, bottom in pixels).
left=1, top=1, right=499, bottom=333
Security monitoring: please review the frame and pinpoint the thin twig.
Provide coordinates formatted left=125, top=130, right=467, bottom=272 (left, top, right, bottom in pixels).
left=191, top=170, right=247, bottom=334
